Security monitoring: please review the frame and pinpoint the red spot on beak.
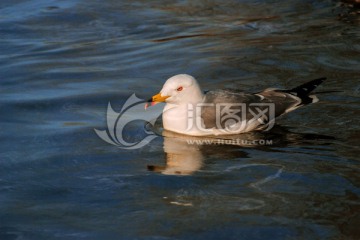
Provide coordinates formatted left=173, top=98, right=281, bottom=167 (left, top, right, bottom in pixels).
left=144, top=101, right=159, bottom=110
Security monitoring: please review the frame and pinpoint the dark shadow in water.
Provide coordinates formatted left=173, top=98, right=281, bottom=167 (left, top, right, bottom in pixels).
left=147, top=124, right=335, bottom=175
left=334, top=0, right=360, bottom=23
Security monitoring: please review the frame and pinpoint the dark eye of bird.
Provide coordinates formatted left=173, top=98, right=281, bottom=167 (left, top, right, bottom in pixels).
left=177, top=86, right=183, bottom=91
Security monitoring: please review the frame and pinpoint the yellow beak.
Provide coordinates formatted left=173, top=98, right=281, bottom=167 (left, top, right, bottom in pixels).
left=145, top=93, right=169, bottom=110
left=151, top=93, right=169, bottom=102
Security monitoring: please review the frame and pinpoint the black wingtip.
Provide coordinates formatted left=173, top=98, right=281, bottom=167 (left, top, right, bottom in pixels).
left=290, top=77, right=326, bottom=95
left=282, top=77, right=327, bottom=104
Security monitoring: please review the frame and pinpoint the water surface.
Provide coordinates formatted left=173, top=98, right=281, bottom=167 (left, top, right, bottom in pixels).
left=1, top=0, right=360, bottom=239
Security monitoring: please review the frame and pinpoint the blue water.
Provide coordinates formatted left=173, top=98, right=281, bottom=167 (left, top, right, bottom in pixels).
left=1, top=0, right=360, bottom=239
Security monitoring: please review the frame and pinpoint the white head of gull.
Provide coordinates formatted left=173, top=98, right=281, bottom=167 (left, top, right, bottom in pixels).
left=150, top=74, right=205, bottom=135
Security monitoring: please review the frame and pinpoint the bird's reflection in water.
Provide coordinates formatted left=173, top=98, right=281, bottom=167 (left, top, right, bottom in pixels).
left=147, top=126, right=335, bottom=176
left=148, top=133, right=205, bottom=175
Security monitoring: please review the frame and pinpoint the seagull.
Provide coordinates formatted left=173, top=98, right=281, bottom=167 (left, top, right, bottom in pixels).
left=146, top=74, right=325, bottom=136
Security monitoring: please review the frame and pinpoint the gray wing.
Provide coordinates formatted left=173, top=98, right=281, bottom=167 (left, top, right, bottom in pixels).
left=201, top=89, right=301, bottom=130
